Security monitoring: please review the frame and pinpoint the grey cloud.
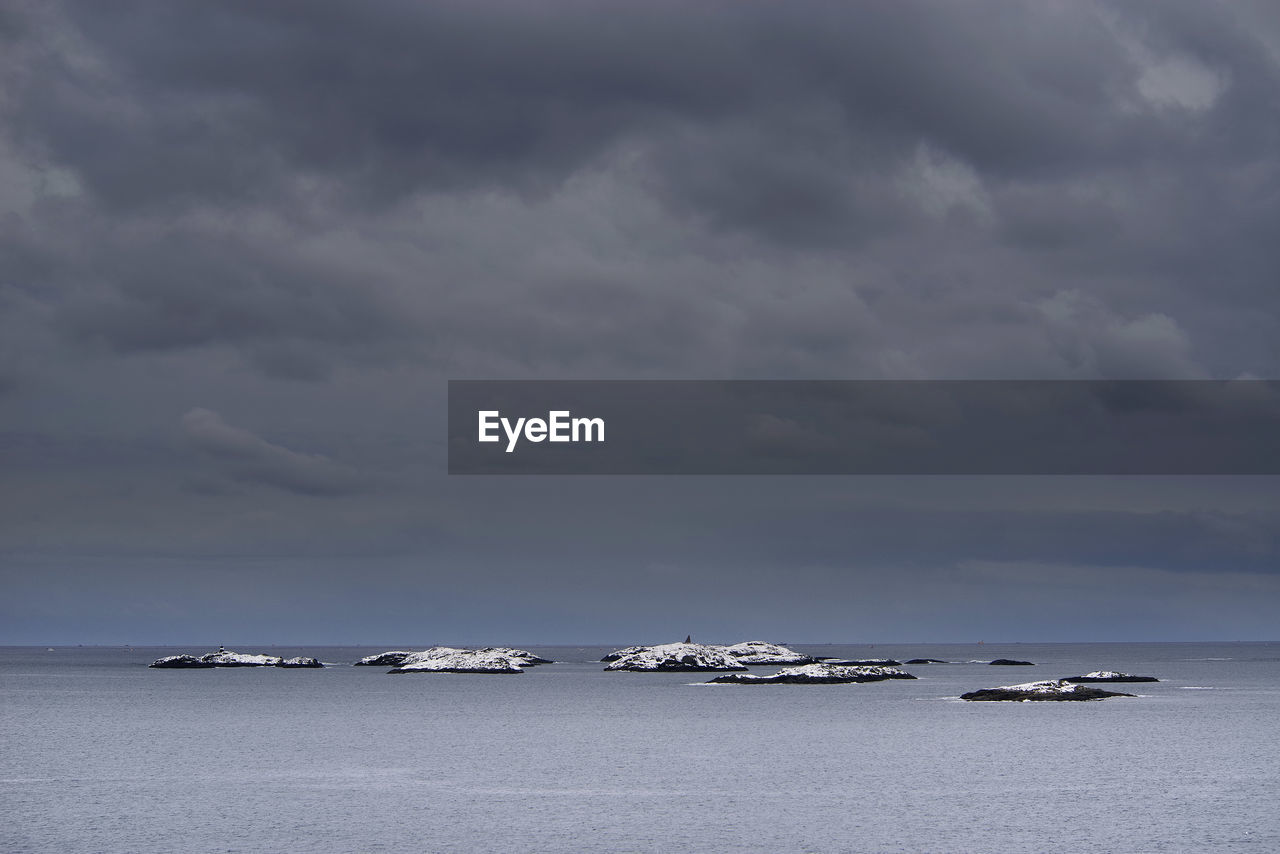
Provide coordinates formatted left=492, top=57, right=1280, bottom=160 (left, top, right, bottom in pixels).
left=0, top=210, right=423, bottom=381
left=9, top=3, right=1267, bottom=206
left=3, top=1, right=1278, bottom=383
left=181, top=407, right=363, bottom=495
left=14, top=1, right=757, bottom=211
left=2, top=2, right=1279, bottom=641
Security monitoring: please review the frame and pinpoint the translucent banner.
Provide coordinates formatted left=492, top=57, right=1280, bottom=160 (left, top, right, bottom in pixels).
left=447, top=380, right=1280, bottom=474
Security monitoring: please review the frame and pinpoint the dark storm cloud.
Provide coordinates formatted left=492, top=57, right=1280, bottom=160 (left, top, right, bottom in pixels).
left=13, top=1, right=759, bottom=210
left=8, top=2, right=1270, bottom=211
left=4, top=0, right=1278, bottom=381
left=2, top=2, right=1280, bottom=642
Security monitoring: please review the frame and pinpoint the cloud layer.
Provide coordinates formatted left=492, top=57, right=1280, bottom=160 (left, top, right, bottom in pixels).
left=2, top=2, right=1279, bottom=641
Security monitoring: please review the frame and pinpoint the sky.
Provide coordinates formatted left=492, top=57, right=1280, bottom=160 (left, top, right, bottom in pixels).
left=2, top=1, right=1279, bottom=644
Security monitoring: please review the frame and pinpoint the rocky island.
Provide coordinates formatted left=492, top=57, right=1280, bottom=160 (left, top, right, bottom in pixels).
left=359, top=647, right=550, bottom=671
left=386, top=646, right=549, bottom=674
left=708, top=663, right=917, bottom=684
left=604, top=642, right=748, bottom=672
left=988, top=658, right=1035, bottom=666
left=149, top=649, right=324, bottom=668
left=1063, top=671, right=1158, bottom=683
left=961, top=679, right=1135, bottom=701
left=602, top=641, right=815, bottom=666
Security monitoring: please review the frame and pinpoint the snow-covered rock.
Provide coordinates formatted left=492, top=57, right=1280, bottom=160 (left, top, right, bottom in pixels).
left=1063, top=671, right=1158, bottom=683
left=724, top=641, right=816, bottom=665
left=905, top=658, right=949, bottom=664
left=473, top=647, right=553, bottom=666
left=149, top=654, right=215, bottom=669
left=359, top=647, right=548, bottom=669
left=150, top=650, right=323, bottom=668
left=708, top=663, right=917, bottom=684
left=387, top=647, right=526, bottom=674
left=199, top=650, right=284, bottom=667
left=825, top=657, right=902, bottom=667
left=961, top=679, right=1135, bottom=701
left=354, top=651, right=413, bottom=666
left=604, top=642, right=748, bottom=672
left=600, top=645, right=651, bottom=663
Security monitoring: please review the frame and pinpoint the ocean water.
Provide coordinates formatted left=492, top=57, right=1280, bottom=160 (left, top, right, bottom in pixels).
left=1, top=642, right=1277, bottom=853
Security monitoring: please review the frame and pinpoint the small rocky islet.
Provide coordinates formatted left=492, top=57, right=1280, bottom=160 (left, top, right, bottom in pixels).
left=708, top=663, right=917, bottom=685
left=386, top=647, right=552, bottom=674
left=600, top=640, right=824, bottom=670
left=599, top=640, right=816, bottom=666
left=961, top=679, right=1135, bottom=702
left=603, top=642, right=748, bottom=672
left=358, top=647, right=554, bottom=670
left=150, top=649, right=323, bottom=668
left=1062, top=670, right=1159, bottom=683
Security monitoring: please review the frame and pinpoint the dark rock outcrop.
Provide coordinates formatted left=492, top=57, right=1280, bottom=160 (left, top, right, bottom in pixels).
left=961, top=679, right=1134, bottom=701
left=1062, top=671, right=1158, bottom=683
left=149, top=655, right=216, bottom=669
left=905, top=658, right=948, bottom=664
left=354, top=651, right=412, bottom=666
left=825, top=658, right=902, bottom=667
left=989, top=658, right=1035, bottom=666
left=709, top=664, right=917, bottom=684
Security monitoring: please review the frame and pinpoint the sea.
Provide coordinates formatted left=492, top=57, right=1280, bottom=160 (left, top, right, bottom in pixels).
left=2, top=642, right=1277, bottom=853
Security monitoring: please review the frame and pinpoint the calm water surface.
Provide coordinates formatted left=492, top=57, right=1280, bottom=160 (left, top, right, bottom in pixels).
left=2, top=642, right=1277, bottom=853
